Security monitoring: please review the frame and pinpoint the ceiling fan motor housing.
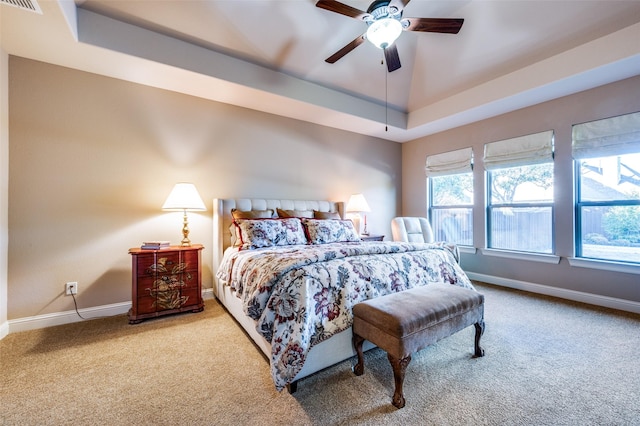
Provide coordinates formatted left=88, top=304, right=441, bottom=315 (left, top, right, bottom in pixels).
left=366, top=0, right=403, bottom=22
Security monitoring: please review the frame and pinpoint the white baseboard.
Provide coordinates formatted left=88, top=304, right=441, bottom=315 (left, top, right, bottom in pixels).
left=467, top=272, right=640, bottom=314
left=7, top=302, right=131, bottom=334
left=5, top=288, right=217, bottom=335
left=202, top=288, right=214, bottom=300
left=0, top=321, right=8, bottom=340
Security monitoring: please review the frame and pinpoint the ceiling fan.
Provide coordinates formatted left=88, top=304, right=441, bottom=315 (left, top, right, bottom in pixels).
left=316, top=0, right=464, bottom=72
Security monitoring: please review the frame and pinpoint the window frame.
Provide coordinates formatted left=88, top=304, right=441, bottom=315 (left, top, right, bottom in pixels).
left=485, top=165, right=555, bottom=254
left=572, top=111, right=640, bottom=266
left=483, top=130, right=555, bottom=255
left=425, top=147, right=474, bottom=247
left=574, top=157, right=640, bottom=264
left=427, top=172, right=474, bottom=247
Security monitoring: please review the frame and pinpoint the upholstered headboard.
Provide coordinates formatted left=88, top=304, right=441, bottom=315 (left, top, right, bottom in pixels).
left=212, top=198, right=344, bottom=284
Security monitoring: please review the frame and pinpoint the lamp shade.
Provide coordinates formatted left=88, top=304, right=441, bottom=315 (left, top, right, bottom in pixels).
left=366, top=18, right=402, bottom=49
left=346, top=194, right=371, bottom=213
left=162, top=183, right=206, bottom=211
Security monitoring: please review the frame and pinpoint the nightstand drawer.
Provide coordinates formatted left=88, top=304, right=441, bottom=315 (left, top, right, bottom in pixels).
left=136, top=293, right=158, bottom=315
left=180, top=285, right=201, bottom=306
left=135, top=276, right=156, bottom=293
left=139, top=252, right=181, bottom=274
left=180, top=250, right=199, bottom=269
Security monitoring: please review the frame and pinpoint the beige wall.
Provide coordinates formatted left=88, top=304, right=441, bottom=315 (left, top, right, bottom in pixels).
left=7, top=57, right=401, bottom=320
left=402, top=75, right=640, bottom=303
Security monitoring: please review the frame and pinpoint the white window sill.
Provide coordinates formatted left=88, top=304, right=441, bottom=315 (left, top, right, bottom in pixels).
left=568, top=257, right=640, bottom=275
left=480, top=249, right=560, bottom=264
left=459, top=246, right=477, bottom=254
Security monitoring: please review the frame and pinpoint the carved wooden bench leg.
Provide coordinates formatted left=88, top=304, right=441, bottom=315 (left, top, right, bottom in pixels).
left=474, top=320, right=485, bottom=358
left=286, top=380, right=298, bottom=394
left=352, top=334, right=365, bottom=376
left=388, top=353, right=411, bottom=409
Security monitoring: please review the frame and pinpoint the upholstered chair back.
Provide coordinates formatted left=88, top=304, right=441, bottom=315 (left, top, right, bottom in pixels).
left=391, top=217, right=435, bottom=243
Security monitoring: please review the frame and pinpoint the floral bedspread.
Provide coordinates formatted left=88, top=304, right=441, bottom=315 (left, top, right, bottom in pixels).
left=216, top=241, right=475, bottom=390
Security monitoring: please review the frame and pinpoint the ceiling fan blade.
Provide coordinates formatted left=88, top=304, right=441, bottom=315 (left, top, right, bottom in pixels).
left=403, top=18, right=464, bottom=34
left=325, top=34, right=366, bottom=64
left=384, top=44, right=401, bottom=72
left=316, top=0, right=369, bottom=20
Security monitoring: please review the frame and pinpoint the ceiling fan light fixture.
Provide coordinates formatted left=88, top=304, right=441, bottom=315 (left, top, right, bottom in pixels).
left=366, top=18, right=402, bottom=49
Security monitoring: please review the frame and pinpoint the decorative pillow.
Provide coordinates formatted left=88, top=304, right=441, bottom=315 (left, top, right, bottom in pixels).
left=313, top=210, right=341, bottom=220
left=276, top=208, right=314, bottom=218
left=235, top=218, right=308, bottom=250
left=229, top=224, right=241, bottom=247
left=302, top=219, right=360, bottom=244
left=231, top=209, right=274, bottom=219
left=230, top=209, right=275, bottom=246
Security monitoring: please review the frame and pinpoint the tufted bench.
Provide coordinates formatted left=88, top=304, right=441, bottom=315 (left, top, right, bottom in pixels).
left=352, top=284, right=485, bottom=408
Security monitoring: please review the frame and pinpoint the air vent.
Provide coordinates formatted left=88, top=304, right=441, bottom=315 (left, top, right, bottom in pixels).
left=1, top=0, right=42, bottom=14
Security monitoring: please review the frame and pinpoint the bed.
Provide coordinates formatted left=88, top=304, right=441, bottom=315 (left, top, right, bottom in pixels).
left=212, top=198, right=475, bottom=391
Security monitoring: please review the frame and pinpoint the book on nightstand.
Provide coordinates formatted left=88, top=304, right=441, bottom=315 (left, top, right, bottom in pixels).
left=140, top=241, right=171, bottom=250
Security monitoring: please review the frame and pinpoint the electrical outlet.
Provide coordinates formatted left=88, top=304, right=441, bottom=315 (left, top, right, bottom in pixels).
left=65, top=282, right=78, bottom=295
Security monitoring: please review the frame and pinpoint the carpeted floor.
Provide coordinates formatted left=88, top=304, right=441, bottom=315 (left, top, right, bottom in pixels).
left=1, top=282, right=639, bottom=425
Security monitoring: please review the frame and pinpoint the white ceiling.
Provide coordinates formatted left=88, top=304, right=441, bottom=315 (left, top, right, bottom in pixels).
left=2, top=0, right=640, bottom=142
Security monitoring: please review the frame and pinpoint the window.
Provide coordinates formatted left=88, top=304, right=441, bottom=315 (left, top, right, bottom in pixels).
left=573, top=111, right=640, bottom=264
left=484, top=131, right=555, bottom=254
left=426, top=148, right=473, bottom=246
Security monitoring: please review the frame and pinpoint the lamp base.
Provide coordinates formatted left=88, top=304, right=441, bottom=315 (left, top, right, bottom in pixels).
left=351, top=214, right=363, bottom=237
left=181, top=210, right=191, bottom=247
left=362, top=213, right=370, bottom=235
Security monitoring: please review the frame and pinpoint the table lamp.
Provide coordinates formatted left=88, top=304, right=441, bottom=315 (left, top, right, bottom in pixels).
left=162, top=182, right=206, bottom=246
left=346, top=193, right=371, bottom=236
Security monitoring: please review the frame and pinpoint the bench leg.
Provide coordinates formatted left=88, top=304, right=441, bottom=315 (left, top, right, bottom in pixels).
left=474, top=320, right=485, bottom=357
left=353, top=334, right=365, bottom=376
left=286, top=381, right=298, bottom=394
left=387, top=353, right=411, bottom=409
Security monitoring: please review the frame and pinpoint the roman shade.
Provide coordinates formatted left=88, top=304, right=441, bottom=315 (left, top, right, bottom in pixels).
left=483, top=130, right=554, bottom=170
left=572, top=111, right=640, bottom=159
left=425, top=147, right=473, bottom=177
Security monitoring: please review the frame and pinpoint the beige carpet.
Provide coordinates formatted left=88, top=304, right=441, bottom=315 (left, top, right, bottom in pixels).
left=1, top=282, right=639, bottom=426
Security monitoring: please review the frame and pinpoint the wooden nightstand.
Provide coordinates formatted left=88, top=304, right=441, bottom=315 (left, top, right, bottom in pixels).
left=361, top=234, right=384, bottom=242
left=128, top=244, right=204, bottom=324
